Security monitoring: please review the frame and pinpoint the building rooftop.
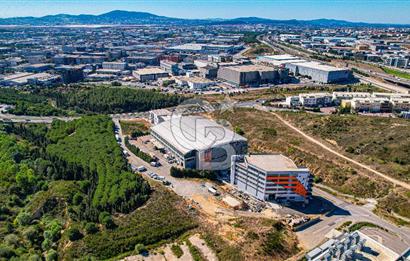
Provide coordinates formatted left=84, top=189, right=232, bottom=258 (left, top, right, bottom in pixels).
left=291, top=61, right=349, bottom=72
left=134, top=68, right=168, bottom=75
left=151, top=116, right=247, bottom=155
left=244, top=154, right=307, bottom=172
left=224, top=65, right=277, bottom=72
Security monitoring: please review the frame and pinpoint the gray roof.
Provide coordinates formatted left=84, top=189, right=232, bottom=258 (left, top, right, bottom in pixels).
left=151, top=116, right=247, bottom=155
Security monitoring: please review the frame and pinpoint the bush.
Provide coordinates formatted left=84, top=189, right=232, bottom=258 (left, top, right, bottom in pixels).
left=67, top=228, right=83, bottom=241
left=84, top=222, right=99, bottom=234
left=45, top=249, right=58, bottom=261
left=135, top=243, right=147, bottom=254
left=14, top=211, right=31, bottom=226
left=102, top=215, right=116, bottom=229
left=0, top=244, right=16, bottom=259
left=72, top=192, right=84, bottom=205
left=171, top=244, right=183, bottom=258
left=234, top=126, right=245, bottom=135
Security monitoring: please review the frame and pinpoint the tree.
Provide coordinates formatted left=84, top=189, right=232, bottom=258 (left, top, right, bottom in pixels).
left=45, top=249, right=58, bottom=261
left=67, top=228, right=83, bottom=241
left=84, top=223, right=98, bottom=234
left=135, top=243, right=147, bottom=254
left=15, top=164, right=38, bottom=195
left=14, top=211, right=31, bottom=226
left=72, top=193, right=84, bottom=205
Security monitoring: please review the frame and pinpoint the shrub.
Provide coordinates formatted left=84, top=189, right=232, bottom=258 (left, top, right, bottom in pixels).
left=84, top=222, right=99, bottom=234
left=171, top=244, right=183, bottom=258
left=0, top=244, right=16, bottom=259
left=72, top=193, right=84, bottom=205
left=14, top=211, right=31, bottom=226
left=234, top=126, right=245, bottom=135
left=45, top=249, right=58, bottom=261
left=67, top=228, right=83, bottom=241
left=135, top=243, right=147, bottom=254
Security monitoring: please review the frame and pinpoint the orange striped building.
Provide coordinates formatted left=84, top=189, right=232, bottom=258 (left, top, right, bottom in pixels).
left=231, top=154, right=312, bottom=203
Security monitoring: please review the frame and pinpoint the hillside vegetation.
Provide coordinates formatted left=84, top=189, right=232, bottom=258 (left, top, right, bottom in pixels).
left=278, top=112, right=410, bottom=183
left=0, top=117, right=198, bottom=260
left=212, top=108, right=410, bottom=222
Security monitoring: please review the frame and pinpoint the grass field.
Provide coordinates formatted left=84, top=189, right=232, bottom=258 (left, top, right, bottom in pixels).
left=382, top=67, right=410, bottom=80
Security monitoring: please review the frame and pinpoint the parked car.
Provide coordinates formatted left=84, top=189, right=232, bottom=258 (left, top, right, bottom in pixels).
left=137, top=166, right=147, bottom=172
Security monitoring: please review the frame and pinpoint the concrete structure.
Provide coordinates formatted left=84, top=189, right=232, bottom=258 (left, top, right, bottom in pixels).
left=102, top=62, right=127, bottom=71
left=391, top=98, right=410, bottom=112
left=332, top=92, right=372, bottom=104
left=299, top=93, right=333, bottom=107
left=149, top=109, right=172, bottom=125
left=160, top=60, right=179, bottom=75
left=286, top=61, right=352, bottom=83
left=351, top=97, right=392, bottom=113
left=167, top=43, right=240, bottom=54
left=133, top=68, right=169, bottom=82
left=151, top=116, right=247, bottom=170
left=175, top=76, right=216, bottom=90
left=230, top=154, right=312, bottom=203
left=306, top=229, right=410, bottom=261
left=0, top=72, right=60, bottom=86
left=217, top=65, right=288, bottom=86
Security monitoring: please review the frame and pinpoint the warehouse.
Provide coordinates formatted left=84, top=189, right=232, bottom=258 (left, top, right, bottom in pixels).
left=217, top=65, right=288, bottom=86
left=230, top=154, right=312, bottom=203
left=286, top=61, right=352, bottom=83
left=133, top=68, right=169, bottom=82
left=151, top=116, right=247, bottom=170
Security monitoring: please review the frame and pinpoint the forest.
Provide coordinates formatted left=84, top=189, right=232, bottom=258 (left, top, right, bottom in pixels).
left=0, top=86, right=183, bottom=116
left=45, top=86, right=184, bottom=114
left=0, top=116, right=155, bottom=260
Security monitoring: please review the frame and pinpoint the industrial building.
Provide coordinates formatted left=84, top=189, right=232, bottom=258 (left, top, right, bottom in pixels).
left=217, top=65, right=289, bottom=86
left=151, top=116, right=247, bottom=170
left=286, top=61, right=352, bottom=83
left=175, top=76, right=216, bottom=90
left=133, top=68, right=169, bottom=82
left=257, top=55, right=352, bottom=83
left=230, top=154, right=312, bottom=203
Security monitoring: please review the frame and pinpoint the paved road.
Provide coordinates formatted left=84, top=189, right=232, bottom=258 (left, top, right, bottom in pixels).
left=297, top=187, right=410, bottom=250
left=112, top=118, right=210, bottom=199
left=257, top=107, right=410, bottom=190
left=0, top=113, right=78, bottom=123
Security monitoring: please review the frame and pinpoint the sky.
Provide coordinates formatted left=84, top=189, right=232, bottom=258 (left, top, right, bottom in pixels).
left=0, top=0, right=409, bottom=24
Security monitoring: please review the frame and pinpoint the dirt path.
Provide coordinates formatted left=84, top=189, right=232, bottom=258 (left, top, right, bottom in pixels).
left=268, top=111, right=410, bottom=190
left=189, top=234, right=218, bottom=261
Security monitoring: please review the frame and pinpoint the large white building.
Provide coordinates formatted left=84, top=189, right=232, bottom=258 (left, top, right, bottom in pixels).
left=151, top=116, right=247, bottom=170
left=231, top=154, right=312, bottom=203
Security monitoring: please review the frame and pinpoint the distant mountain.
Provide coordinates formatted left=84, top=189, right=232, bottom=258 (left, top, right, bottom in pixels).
left=0, top=10, right=408, bottom=28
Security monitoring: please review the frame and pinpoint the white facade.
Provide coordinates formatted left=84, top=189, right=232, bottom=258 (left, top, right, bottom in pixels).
left=231, top=154, right=312, bottom=203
